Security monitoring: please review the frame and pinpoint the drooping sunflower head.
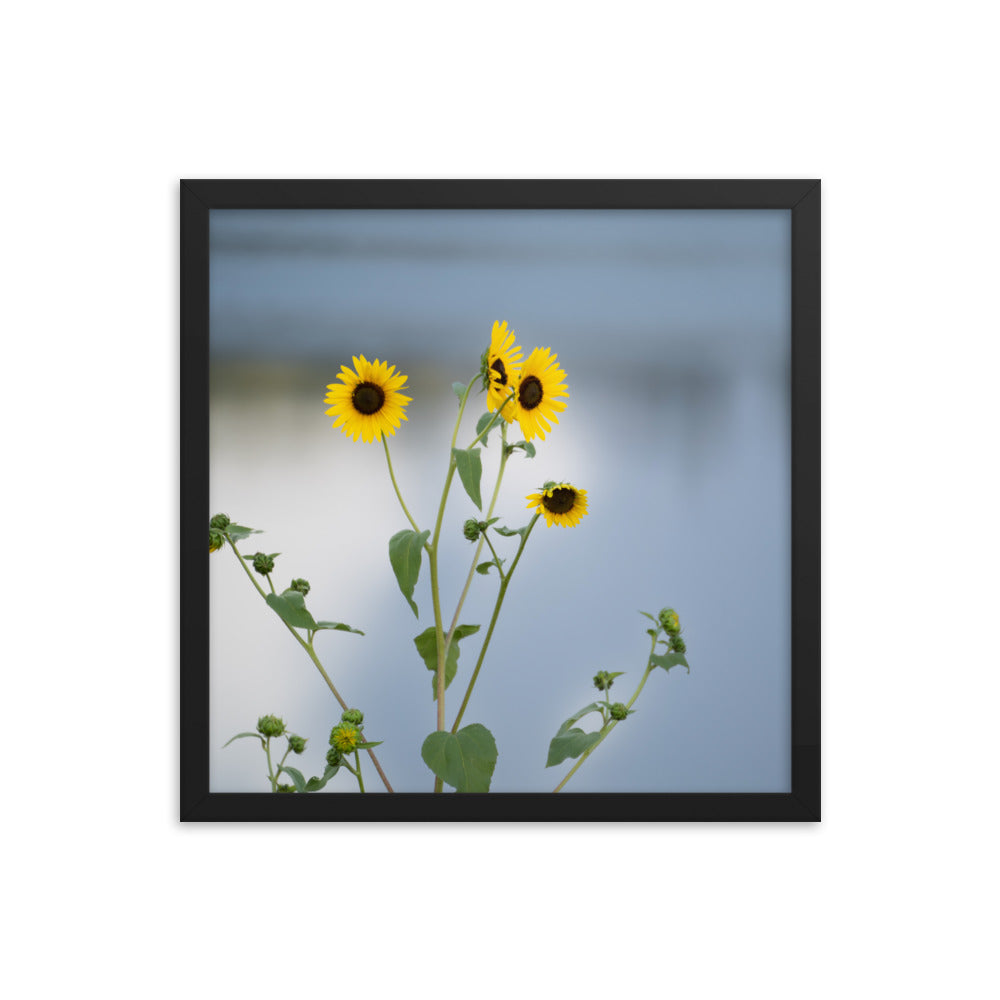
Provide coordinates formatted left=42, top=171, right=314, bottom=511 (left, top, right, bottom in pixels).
left=324, top=355, right=412, bottom=443
left=511, top=347, right=568, bottom=441
left=526, top=481, right=589, bottom=528
left=481, top=320, right=523, bottom=421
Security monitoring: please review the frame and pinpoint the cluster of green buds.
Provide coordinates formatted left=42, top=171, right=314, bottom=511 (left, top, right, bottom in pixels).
left=251, top=552, right=278, bottom=576
left=289, top=578, right=311, bottom=595
left=463, top=518, right=482, bottom=542
left=593, top=670, right=615, bottom=691
left=287, top=734, right=307, bottom=755
left=609, top=702, right=630, bottom=722
left=329, top=708, right=365, bottom=756
left=209, top=513, right=230, bottom=553
left=256, top=714, right=286, bottom=738
left=658, top=607, right=685, bottom=653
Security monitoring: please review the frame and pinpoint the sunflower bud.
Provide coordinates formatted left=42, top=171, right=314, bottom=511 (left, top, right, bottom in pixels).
left=289, top=578, right=311, bottom=596
left=276, top=783, right=296, bottom=793
left=209, top=513, right=231, bottom=530
left=341, top=708, right=364, bottom=726
left=670, top=635, right=687, bottom=654
left=658, top=608, right=681, bottom=636
left=463, top=518, right=481, bottom=542
left=209, top=529, right=226, bottom=553
left=329, top=722, right=361, bottom=753
left=287, top=734, right=307, bottom=755
left=326, top=747, right=343, bottom=769
left=252, top=552, right=276, bottom=576
left=256, top=714, right=286, bottom=738
left=609, top=702, right=629, bottom=721
left=593, top=670, right=615, bottom=692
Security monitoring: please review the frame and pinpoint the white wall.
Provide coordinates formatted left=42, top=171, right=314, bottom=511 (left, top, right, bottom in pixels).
left=3, top=2, right=996, bottom=998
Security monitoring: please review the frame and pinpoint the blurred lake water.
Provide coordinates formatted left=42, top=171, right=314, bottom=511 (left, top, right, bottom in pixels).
left=209, top=209, right=791, bottom=793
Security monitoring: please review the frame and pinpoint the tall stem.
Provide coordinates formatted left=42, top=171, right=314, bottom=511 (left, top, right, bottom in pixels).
left=552, top=635, right=659, bottom=793
left=450, top=513, right=540, bottom=733
left=225, top=536, right=394, bottom=793
left=382, top=438, right=423, bottom=539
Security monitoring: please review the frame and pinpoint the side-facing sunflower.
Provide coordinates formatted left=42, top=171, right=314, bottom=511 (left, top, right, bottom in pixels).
left=324, top=355, right=412, bottom=443
left=526, top=481, right=589, bottom=528
left=483, top=320, right=522, bottom=420
left=511, top=347, right=568, bottom=441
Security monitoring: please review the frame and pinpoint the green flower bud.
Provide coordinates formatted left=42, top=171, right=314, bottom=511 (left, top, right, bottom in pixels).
left=209, top=513, right=231, bottom=530
left=593, top=670, right=615, bottom=692
left=252, top=552, right=276, bottom=575
left=463, top=518, right=481, bottom=542
left=326, top=747, right=343, bottom=769
left=209, top=529, right=226, bottom=553
left=276, top=783, right=296, bottom=793
left=658, top=608, right=681, bottom=636
left=289, top=578, right=311, bottom=595
left=609, top=702, right=629, bottom=721
left=329, top=722, right=362, bottom=753
left=287, top=734, right=307, bottom=755
left=256, top=714, right=286, bottom=738
left=341, top=708, right=364, bottom=726
left=670, top=635, right=687, bottom=654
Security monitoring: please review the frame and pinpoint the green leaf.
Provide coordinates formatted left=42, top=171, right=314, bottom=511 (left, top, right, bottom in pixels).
left=222, top=731, right=264, bottom=748
left=266, top=590, right=317, bottom=630
left=277, top=765, right=307, bottom=792
left=304, top=763, right=341, bottom=792
left=495, top=524, right=530, bottom=538
left=452, top=382, right=468, bottom=403
left=650, top=652, right=690, bottom=674
left=639, top=610, right=658, bottom=623
left=421, top=723, right=498, bottom=793
left=557, top=701, right=605, bottom=733
left=388, top=529, right=431, bottom=617
left=226, top=523, right=261, bottom=542
left=414, top=624, right=481, bottom=698
left=452, top=447, right=483, bottom=511
left=511, top=440, right=536, bottom=458
left=475, top=412, right=495, bottom=445
left=314, top=621, right=365, bottom=635
left=546, top=727, right=603, bottom=768
left=354, top=740, right=384, bottom=750
left=476, top=561, right=496, bottom=575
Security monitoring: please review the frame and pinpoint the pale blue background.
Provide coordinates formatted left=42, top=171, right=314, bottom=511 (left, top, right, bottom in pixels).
left=208, top=209, right=791, bottom=793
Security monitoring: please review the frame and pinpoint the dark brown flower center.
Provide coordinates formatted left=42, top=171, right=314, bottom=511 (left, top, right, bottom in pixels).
left=519, top=375, right=543, bottom=410
left=542, top=487, right=576, bottom=514
left=490, top=358, right=507, bottom=386
left=352, top=382, right=385, bottom=415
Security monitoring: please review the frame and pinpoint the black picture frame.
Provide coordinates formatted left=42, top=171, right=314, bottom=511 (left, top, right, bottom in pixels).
left=181, top=179, right=820, bottom=822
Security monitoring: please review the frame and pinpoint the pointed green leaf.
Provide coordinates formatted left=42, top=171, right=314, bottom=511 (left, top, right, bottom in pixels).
left=421, top=723, right=498, bottom=793
left=546, top=727, right=603, bottom=768
left=494, top=524, right=529, bottom=538
left=511, top=440, right=536, bottom=458
left=388, top=529, right=431, bottom=617
left=476, top=561, right=496, bottom=575
left=557, top=701, right=604, bottom=735
left=650, top=652, right=690, bottom=674
left=226, top=523, right=261, bottom=542
left=475, top=412, right=495, bottom=446
left=452, top=447, right=483, bottom=511
left=314, top=621, right=365, bottom=635
left=354, top=740, right=384, bottom=750
left=414, top=624, right=481, bottom=698
left=639, top=610, right=658, bottom=623
left=266, top=590, right=317, bottom=630
left=304, top=763, right=341, bottom=792
left=452, top=381, right=469, bottom=403
left=277, top=765, right=307, bottom=792
left=222, top=731, right=264, bottom=748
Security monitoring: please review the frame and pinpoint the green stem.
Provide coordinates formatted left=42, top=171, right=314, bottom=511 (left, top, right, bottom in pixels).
left=382, top=437, right=423, bottom=538
left=225, top=536, right=395, bottom=793
left=481, top=533, right=505, bottom=582
left=264, top=737, right=277, bottom=792
left=450, top=513, right=540, bottom=733
left=354, top=751, right=366, bottom=793
left=552, top=635, right=659, bottom=793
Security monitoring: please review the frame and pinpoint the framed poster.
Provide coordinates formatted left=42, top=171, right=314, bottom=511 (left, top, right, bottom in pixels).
left=181, top=180, right=820, bottom=821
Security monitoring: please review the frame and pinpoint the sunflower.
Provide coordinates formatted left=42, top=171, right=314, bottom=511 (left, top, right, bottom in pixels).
left=526, top=482, right=589, bottom=528
left=511, top=347, right=568, bottom=441
left=324, top=355, right=412, bottom=443
left=484, top=320, right=522, bottom=420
